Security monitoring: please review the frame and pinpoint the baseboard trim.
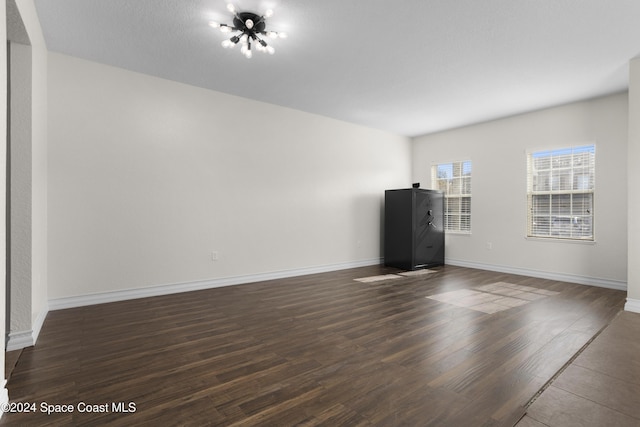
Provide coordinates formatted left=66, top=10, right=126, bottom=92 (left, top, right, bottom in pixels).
left=6, top=330, right=33, bottom=351
left=5, top=305, right=50, bottom=351
left=624, top=298, right=640, bottom=313
left=49, top=258, right=383, bottom=311
left=445, top=258, right=627, bottom=291
left=0, top=380, right=8, bottom=420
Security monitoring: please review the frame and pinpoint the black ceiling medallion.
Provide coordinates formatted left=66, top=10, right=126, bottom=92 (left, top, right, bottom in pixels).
left=209, top=3, right=287, bottom=59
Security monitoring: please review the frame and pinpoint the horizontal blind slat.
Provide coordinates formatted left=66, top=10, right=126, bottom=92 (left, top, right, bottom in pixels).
left=432, top=160, right=472, bottom=233
left=527, top=145, right=595, bottom=240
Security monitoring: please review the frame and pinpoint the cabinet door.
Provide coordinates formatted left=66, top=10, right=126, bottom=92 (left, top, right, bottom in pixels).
left=384, top=190, right=414, bottom=269
left=414, top=191, right=444, bottom=267
left=425, top=191, right=445, bottom=264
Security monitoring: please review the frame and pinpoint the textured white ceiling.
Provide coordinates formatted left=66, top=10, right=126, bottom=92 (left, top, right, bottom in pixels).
left=34, top=0, right=640, bottom=136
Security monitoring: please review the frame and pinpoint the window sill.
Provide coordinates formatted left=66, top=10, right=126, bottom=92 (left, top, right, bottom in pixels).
left=524, top=236, right=596, bottom=245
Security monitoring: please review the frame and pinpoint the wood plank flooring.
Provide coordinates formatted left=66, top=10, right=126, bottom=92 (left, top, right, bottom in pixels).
left=0, top=265, right=626, bottom=426
left=517, top=311, right=640, bottom=426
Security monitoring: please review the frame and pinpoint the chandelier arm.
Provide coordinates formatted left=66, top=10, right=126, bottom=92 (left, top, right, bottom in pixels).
left=219, top=24, right=241, bottom=35
left=254, top=34, right=268, bottom=46
left=260, top=30, right=284, bottom=38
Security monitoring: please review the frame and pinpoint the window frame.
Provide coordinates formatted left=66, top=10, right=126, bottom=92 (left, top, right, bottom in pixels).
left=431, top=160, right=472, bottom=234
left=526, top=144, right=595, bottom=241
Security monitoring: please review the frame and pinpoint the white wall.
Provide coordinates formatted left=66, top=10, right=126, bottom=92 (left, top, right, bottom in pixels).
left=1, top=0, right=9, bottom=413
left=5, top=0, right=48, bottom=350
left=412, top=93, right=628, bottom=288
left=48, top=53, right=411, bottom=300
left=8, top=41, right=32, bottom=334
left=26, top=0, right=48, bottom=337
left=627, top=58, right=640, bottom=311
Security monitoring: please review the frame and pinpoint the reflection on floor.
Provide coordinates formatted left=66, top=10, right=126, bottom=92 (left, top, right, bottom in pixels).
left=354, top=269, right=436, bottom=283
left=397, top=269, right=437, bottom=277
left=353, top=273, right=403, bottom=283
left=427, top=282, right=560, bottom=314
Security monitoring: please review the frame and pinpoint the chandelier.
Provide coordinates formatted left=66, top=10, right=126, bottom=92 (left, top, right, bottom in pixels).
left=209, top=3, right=287, bottom=59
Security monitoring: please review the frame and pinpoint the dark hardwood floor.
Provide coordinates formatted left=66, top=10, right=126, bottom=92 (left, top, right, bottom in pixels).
left=0, top=265, right=626, bottom=426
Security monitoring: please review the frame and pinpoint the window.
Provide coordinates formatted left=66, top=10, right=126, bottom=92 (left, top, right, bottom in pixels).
left=431, top=160, right=472, bottom=233
left=527, top=145, right=595, bottom=240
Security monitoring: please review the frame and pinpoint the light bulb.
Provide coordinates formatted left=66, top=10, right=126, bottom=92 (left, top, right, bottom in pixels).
left=267, top=31, right=277, bottom=39
left=220, top=25, right=232, bottom=33
left=279, top=32, right=288, bottom=39
left=264, top=9, right=273, bottom=18
left=208, top=21, right=219, bottom=28
left=226, top=3, right=235, bottom=13
left=266, top=46, right=275, bottom=55
left=221, top=40, right=233, bottom=48
left=245, top=19, right=254, bottom=29
left=244, top=50, right=252, bottom=59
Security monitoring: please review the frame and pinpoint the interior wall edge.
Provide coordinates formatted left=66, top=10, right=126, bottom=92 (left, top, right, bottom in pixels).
left=31, top=303, right=48, bottom=344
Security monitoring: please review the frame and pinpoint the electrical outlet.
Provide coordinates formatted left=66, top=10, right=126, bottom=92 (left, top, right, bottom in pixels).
left=486, top=242, right=493, bottom=250
left=212, top=251, right=219, bottom=261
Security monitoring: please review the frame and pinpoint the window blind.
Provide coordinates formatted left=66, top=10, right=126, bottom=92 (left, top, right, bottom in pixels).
left=432, top=160, right=472, bottom=233
left=526, top=145, right=595, bottom=240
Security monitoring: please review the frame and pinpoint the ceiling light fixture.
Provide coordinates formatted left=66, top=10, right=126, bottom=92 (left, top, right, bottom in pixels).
left=209, top=3, right=287, bottom=59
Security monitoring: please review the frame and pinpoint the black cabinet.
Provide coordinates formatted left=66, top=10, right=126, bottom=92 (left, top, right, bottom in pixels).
left=384, top=188, right=445, bottom=270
